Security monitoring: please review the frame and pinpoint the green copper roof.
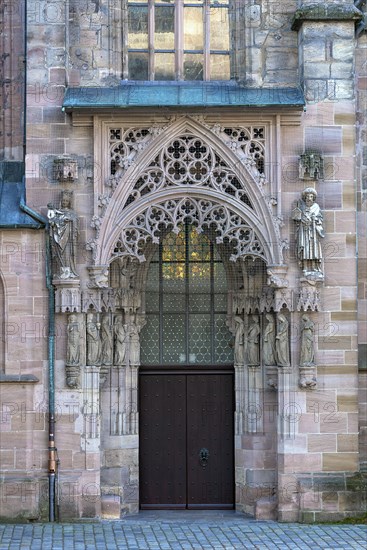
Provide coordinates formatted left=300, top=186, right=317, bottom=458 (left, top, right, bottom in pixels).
left=0, top=181, right=43, bottom=229
left=63, top=82, right=305, bottom=110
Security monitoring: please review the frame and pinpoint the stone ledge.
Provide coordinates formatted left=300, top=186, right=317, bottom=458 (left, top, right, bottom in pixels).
left=292, top=3, right=363, bottom=31
left=0, top=374, right=39, bottom=383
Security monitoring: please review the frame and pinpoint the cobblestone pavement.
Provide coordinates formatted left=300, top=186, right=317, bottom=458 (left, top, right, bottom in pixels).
left=0, top=512, right=366, bottom=550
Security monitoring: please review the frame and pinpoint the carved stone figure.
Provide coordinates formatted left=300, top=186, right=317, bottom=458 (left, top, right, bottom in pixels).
left=48, top=190, right=78, bottom=279
left=234, top=315, right=245, bottom=365
left=247, top=315, right=260, bottom=366
left=263, top=314, right=276, bottom=366
left=66, top=314, right=81, bottom=366
left=86, top=313, right=101, bottom=365
left=300, top=314, right=315, bottom=367
left=114, top=315, right=127, bottom=365
left=119, top=257, right=138, bottom=290
left=276, top=314, right=290, bottom=367
left=129, top=322, right=141, bottom=366
left=292, top=187, right=324, bottom=280
left=101, top=315, right=113, bottom=366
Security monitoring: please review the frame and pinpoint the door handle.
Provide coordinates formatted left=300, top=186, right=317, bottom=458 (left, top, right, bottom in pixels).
left=199, top=447, right=209, bottom=468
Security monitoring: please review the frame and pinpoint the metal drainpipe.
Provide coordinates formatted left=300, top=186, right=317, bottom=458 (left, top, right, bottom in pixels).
left=22, top=0, right=58, bottom=522
left=45, top=232, right=57, bottom=523
left=19, top=201, right=58, bottom=522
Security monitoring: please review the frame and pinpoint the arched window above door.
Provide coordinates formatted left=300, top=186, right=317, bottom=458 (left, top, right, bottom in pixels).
left=140, top=223, right=233, bottom=365
left=125, top=0, right=230, bottom=80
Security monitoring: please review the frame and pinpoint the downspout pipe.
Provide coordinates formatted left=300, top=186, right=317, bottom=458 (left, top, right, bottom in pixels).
left=20, top=200, right=57, bottom=522
left=20, top=201, right=57, bottom=522
left=22, top=0, right=58, bottom=523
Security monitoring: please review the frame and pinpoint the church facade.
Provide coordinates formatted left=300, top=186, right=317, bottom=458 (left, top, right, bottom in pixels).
left=0, top=0, right=366, bottom=522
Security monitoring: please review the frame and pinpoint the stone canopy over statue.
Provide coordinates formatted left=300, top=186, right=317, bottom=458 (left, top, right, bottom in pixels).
left=48, top=190, right=79, bottom=279
left=292, top=187, right=324, bottom=281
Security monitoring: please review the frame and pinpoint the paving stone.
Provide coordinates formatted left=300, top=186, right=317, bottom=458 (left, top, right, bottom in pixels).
left=0, top=514, right=366, bottom=550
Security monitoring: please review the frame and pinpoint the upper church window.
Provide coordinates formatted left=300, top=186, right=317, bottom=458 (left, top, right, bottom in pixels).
left=126, top=0, right=230, bottom=81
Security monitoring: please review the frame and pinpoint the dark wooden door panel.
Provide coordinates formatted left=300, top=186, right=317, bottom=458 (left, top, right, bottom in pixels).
left=187, top=374, right=234, bottom=508
left=139, top=375, right=186, bottom=508
left=139, top=372, right=234, bottom=509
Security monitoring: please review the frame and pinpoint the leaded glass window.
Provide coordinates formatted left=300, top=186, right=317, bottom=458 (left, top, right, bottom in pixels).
left=141, top=223, right=233, bottom=365
left=126, top=0, right=231, bottom=81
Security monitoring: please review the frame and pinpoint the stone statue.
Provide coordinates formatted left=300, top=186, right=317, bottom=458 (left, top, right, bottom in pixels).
left=276, top=314, right=290, bottom=367
left=234, top=315, right=245, bottom=365
left=48, top=190, right=78, bottom=279
left=114, top=315, right=127, bottom=365
left=129, top=321, right=141, bottom=366
left=86, top=313, right=101, bottom=365
left=292, top=187, right=324, bottom=280
left=119, top=257, right=138, bottom=290
left=263, top=314, right=276, bottom=366
left=66, top=314, right=81, bottom=366
left=247, top=315, right=260, bottom=366
left=101, top=315, right=113, bottom=366
left=300, top=314, right=315, bottom=367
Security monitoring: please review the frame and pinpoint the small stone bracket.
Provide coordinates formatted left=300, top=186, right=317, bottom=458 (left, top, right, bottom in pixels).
left=299, top=366, right=317, bottom=390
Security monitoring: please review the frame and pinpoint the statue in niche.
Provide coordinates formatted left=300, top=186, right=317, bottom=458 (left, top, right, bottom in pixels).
left=114, top=315, right=127, bottom=365
left=263, top=314, right=276, bottom=366
left=66, top=314, right=81, bottom=366
left=119, top=257, right=138, bottom=290
left=48, top=190, right=78, bottom=279
left=300, top=314, right=315, bottom=367
left=101, top=315, right=113, bottom=366
left=234, top=315, right=245, bottom=365
left=276, top=314, right=290, bottom=367
left=128, top=321, right=141, bottom=366
left=86, top=313, right=101, bottom=365
left=292, top=187, right=324, bottom=280
left=247, top=315, right=261, bottom=366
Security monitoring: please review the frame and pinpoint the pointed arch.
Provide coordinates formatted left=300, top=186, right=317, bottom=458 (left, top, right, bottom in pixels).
left=97, top=116, right=283, bottom=266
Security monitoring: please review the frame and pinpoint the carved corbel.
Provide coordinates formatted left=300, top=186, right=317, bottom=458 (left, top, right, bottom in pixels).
left=267, top=266, right=289, bottom=289
left=87, top=266, right=109, bottom=289
left=299, top=367, right=317, bottom=389
left=266, top=366, right=278, bottom=390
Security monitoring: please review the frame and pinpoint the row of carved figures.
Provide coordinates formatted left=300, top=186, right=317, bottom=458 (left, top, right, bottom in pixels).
left=66, top=312, right=142, bottom=368
left=234, top=313, right=315, bottom=369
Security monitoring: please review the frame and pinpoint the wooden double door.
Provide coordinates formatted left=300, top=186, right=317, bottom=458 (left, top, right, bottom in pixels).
left=139, top=371, right=234, bottom=509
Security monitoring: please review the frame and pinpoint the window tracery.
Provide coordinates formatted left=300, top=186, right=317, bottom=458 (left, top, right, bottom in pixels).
left=111, top=197, right=266, bottom=263
left=107, top=128, right=267, bottom=210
